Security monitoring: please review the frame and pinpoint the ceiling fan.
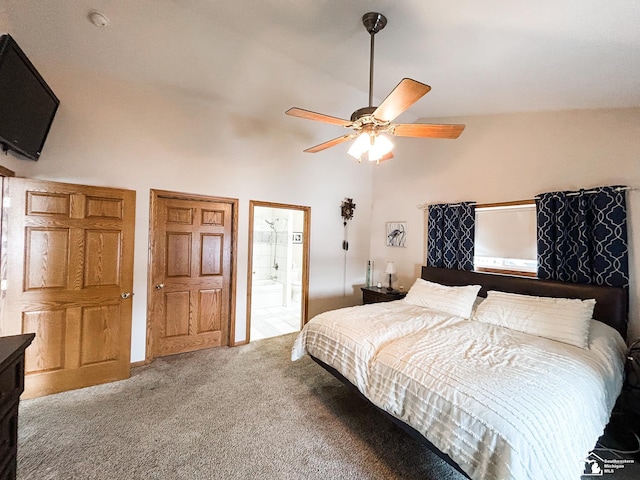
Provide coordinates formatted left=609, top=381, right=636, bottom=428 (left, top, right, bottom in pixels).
left=285, top=12, right=465, bottom=164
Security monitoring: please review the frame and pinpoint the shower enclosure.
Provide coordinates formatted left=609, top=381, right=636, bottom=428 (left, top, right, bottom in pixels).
left=248, top=203, right=308, bottom=341
left=253, top=217, right=286, bottom=308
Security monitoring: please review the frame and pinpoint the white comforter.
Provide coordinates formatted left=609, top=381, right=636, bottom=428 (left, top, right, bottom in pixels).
left=292, top=300, right=626, bottom=480
left=291, top=301, right=462, bottom=394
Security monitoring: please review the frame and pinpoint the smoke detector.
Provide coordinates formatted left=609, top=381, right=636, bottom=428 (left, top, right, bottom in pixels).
left=88, top=10, right=110, bottom=28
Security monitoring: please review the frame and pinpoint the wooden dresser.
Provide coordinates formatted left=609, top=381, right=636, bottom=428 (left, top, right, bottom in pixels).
left=0, top=334, right=35, bottom=480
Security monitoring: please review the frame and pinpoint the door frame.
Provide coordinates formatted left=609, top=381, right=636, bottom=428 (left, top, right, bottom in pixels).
left=247, top=200, right=311, bottom=343
left=147, top=189, right=239, bottom=361
left=0, top=165, right=14, bottom=328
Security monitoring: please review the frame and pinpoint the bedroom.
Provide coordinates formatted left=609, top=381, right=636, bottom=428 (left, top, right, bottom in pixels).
left=0, top=1, right=639, bottom=477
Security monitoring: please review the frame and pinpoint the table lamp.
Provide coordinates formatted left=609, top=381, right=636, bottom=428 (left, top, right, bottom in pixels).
left=384, top=262, right=396, bottom=292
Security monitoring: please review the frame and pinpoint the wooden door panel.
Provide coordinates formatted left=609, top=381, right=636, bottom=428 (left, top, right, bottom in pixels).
left=85, top=196, right=123, bottom=219
left=22, top=310, right=66, bottom=373
left=1, top=178, right=135, bottom=398
left=201, top=209, right=224, bottom=225
left=157, top=332, right=221, bottom=356
left=164, top=292, right=191, bottom=337
left=25, top=228, right=70, bottom=289
left=167, top=206, right=193, bottom=224
left=198, top=289, right=222, bottom=333
left=84, top=230, right=122, bottom=287
left=166, top=232, right=192, bottom=277
left=79, top=304, right=120, bottom=366
left=26, top=191, right=70, bottom=215
left=200, top=234, right=222, bottom=275
left=149, top=193, right=234, bottom=358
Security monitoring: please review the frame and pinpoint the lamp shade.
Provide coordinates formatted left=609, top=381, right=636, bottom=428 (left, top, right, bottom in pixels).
left=347, top=132, right=395, bottom=162
left=368, top=134, right=393, bottom=162
left=347, top=132, right=370, bottom=159
left=384, top=262, right=396, bottom=275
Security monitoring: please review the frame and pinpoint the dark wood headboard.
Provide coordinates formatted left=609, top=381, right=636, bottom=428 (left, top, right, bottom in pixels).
left=421, top=266, right=628, bottom=340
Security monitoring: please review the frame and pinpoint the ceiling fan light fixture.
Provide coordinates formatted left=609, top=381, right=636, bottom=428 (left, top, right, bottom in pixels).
left=347, top=132, right=394, bottom=162
left=347, top=132, right=371, bottom=160
left=369, top=134, right=393, bottom=162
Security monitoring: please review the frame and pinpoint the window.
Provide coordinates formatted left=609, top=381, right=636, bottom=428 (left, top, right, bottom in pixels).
left=473, top=201, right=537, bottom=277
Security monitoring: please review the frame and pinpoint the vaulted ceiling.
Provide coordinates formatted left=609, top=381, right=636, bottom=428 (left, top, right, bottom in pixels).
left=3, top=0, right=639, bottom=125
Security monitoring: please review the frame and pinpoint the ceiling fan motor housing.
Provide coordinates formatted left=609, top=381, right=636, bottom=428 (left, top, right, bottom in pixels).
left=350, top=106, right=377, bottom=122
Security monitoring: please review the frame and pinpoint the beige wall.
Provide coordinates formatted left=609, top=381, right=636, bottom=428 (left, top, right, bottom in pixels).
left=371, top=107, right=640, bottom=342
left=0, top=67, right=374, bottom=361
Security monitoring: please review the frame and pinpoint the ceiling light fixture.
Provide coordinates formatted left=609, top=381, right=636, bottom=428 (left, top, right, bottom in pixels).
left=347, top=131, right=393, bottom=163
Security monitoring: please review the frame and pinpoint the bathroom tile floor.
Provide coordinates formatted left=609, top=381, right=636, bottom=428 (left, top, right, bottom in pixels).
left=251, top=302, right=302, bottom=341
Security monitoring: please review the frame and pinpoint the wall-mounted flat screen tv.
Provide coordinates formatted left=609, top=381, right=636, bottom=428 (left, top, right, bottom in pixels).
left=0, top=34, right=59, bottom=161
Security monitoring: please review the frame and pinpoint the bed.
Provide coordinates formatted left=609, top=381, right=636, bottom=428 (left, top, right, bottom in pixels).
left=292, top=266, right=628, bottom=480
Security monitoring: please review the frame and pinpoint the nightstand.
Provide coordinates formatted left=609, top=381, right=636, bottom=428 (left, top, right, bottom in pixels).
left=583, top=341, right=640, bottom=469
left=361, top=286, right=407, bottom=304
left=622, top=339, right=640, bottom=416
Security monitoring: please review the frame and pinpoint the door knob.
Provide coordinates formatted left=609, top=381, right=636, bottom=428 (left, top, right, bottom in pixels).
left=155, top=283, right=165, bottom=290
left=120, top=292, right=132, bottom=299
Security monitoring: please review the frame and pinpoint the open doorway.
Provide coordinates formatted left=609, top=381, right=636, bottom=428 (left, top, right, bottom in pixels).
left=247, top=201, right=310, bottom=341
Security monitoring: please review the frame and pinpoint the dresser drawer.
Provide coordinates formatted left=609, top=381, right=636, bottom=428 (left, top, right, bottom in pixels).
left=0, top=355, right=25, bottom=419
left=0, top=402, right=18, bottom=480
left=0, top=334, right=34, bottom=480
left=0, top=453, right=16, bottom=480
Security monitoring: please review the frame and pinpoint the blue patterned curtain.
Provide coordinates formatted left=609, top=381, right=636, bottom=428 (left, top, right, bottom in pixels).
left=536, top=186, right=628, bottom=287
left=427, top=202, right=475, bottom=271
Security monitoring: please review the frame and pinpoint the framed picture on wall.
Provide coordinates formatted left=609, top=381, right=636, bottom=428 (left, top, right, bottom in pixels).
left=292, top=232, right=303, bottom=244
left=386, top=222, right=407, bottom=247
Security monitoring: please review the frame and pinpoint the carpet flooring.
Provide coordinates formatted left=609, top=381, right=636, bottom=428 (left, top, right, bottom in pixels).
left=17, top=333, right=465, bottom=480
left=17, top=332, right=640, bottom=479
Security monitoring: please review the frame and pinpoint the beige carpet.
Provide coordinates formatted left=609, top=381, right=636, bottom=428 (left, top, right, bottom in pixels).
left=17, top=333, right=466, bottom=480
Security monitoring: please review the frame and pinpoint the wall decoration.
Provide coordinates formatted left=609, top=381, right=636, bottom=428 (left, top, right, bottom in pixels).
left=386, top=222, right=407, bottom=247
left=341, top=198, right=356, bottom=225
left=341, top=198, right=356, bottom=251
left=292, top=232, right=303, bottom=244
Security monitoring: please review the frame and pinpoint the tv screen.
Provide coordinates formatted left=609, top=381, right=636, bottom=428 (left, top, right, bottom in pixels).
left=0, top=34, right=59, bottom=161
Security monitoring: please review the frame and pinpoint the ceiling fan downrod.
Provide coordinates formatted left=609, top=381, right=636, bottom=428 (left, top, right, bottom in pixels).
left=362, top=12, right=387, bottom=108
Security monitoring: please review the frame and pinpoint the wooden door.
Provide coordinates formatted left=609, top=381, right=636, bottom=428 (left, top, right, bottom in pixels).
left=0, top=178, right=135, bottom=398
left=148, top=191, right=236, bottom=358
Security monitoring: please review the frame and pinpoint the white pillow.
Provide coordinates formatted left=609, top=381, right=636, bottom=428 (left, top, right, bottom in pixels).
left=472, top=290, right=596, bottom=349
left=404, top=278, right=481, bottom=319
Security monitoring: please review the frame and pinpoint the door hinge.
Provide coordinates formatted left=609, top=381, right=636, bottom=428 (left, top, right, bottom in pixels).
left=0, top=280, right=7, bottom=291
left=2, top=197, right=9, bottom=208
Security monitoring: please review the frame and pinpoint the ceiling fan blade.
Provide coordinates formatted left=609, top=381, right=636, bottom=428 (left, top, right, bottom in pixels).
left=377, top=151, right=394, bottom=163
left=303, top=134, right=355, bottom=153
left=390, top=123, right=465, bottom=139
left=373, top=78, right=431, bottom=122
left=285, top=107, right=352, bottom=127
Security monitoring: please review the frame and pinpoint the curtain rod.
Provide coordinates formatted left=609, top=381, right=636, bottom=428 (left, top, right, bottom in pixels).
left=534, top=186, right=635, bottom=199
left=417, top=187, right=637, bottom=210
left=416, top=202, right=476, bottom=210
